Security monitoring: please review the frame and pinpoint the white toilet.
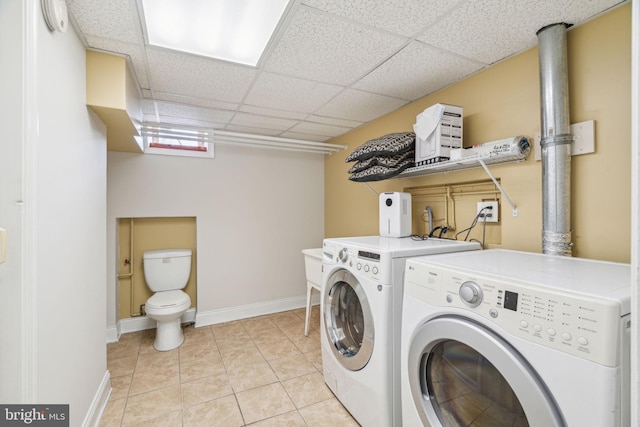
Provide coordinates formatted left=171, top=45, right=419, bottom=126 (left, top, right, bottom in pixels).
left=143, top=249, right=192, bottom=351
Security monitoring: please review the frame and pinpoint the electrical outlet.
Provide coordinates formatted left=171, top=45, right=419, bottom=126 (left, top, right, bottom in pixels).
left=477, top=201, right=499, bottom=222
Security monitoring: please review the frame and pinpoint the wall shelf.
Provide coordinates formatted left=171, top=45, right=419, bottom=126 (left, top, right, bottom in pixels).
left=397, top=137, right=531, bottom=217
left=398, top=150, right=528, bottom=178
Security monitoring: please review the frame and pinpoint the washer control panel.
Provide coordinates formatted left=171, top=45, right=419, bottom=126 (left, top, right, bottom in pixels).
left=323, top=240, right=389, bottom=282
left=405, top=260, right=624, bottom=367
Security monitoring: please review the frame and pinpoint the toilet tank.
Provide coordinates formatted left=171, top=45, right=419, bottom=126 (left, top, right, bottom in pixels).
left=143, top=249, right=192, bottom=292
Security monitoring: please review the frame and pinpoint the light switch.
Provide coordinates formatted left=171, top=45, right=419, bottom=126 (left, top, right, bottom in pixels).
left=0, top=228, right=6, bottom=264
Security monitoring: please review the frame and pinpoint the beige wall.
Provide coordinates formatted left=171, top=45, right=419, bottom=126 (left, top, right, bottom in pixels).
left=325, top=4, right=631, bottom=263
left=118, top=217, right=197, bottom=320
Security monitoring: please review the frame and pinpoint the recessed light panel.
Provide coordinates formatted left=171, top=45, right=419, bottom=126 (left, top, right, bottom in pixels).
left=141, top=0, right=291, bottom=66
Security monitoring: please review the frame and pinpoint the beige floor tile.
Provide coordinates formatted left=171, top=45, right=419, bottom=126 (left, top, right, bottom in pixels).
left=135, top=349, right=179, bottom=372
left=211, top=321, right=247, bottom=339
left=180, top=358, right=227, bottom=383
left=250, top=328, right=289, bottom=345
left=268, top=353, right=318, bottom=381
left=247, top=410, right=307, bottom=426
left=304, top=349, right=323, bottom=371
left=109, top=375, right=132, bottom=400
left=122, top=385, right=182, bottom=426
left=242, top=317, right=278, bottom=335
left=108, top=355, right=138, bottom=377
left=99, top=397, right=126, bottom=427
left=216, top=335, right=256, bottom=354
left=255, top=338, right=301, bottom=361
left=236, top=383, right=296, bottom=424
left=108, top=340, right=141, bottom=360
left=138, top=330, right=157, bottom=355
left=282, top=372, right=333, bottom=408
left=124, top=409, right=182, bottom=427
left=181, top=372, right=234, bottom=409
left=298, top=398, right=360, bottom=427
left=290, top=331, right=322, bottom=353
left=182, top=395, right=244, bottom=427
left=221, top=346, right=266, bottom=371
left=227, top=361, right=279, bottom=393
left=179, top=343, right=221, bottom=367
left=128, top=366, right=180, bottom=396
left=182, top=325, right=216, bottom=348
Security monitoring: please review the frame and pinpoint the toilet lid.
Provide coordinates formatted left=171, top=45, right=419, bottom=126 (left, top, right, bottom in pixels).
left=146, top=290, right=190, bottom=309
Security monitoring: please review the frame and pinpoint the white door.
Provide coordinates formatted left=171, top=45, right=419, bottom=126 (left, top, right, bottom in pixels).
left=323, top=269, right=374, bottom=371
left=407, top=316, right=565, bottom=427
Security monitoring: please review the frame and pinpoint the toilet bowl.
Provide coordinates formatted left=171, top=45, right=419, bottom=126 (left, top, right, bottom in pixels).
left=143, top=249, right=193, bottom=351
left=145, top=290, right=191, bottom=351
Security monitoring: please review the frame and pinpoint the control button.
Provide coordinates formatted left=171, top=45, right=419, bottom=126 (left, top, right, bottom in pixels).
left=562, top=332, right=572, bottom=341
left=364, top=265, right=370, bottom=272
left=356, top=263, right=362, bottom=270
left=533, top=324, right=542, bottom=332
left=338, top=248, right=349, bottom=263
left=520, top=320, right=529, bottom=328
left=547, top=328, right=556, bottom=337
left=459, top=281, right=483, bottom=307
left=372, top=266, right=378, bottom=275
left=489, top=309, right=498, bottom=318
left=578, top=337, right=589, bottom=346
left=446, top=295, right=453, bottom=303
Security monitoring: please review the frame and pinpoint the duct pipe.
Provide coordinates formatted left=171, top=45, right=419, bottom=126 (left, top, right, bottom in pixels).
left=537, top=23, right=573, bottom=256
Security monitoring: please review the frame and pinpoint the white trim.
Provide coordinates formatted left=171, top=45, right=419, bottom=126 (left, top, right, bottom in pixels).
left=630, top=0, right=640, bottom=425
left=116, top=308, right=197, bottom=336
left=106, top=324, right=120, bottom=344
left=22, top=0, right=39, bottom=402
left=81, top=371, right=111, bottom=427
left=195, top=295, right=316, bottom=327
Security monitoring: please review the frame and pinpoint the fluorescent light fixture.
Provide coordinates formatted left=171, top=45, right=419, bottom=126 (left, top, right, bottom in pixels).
left=141, top=0, right=291, bottom=66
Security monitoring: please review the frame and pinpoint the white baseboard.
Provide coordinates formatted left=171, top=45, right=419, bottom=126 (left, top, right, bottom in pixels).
left=106, top=294, right=321, bottom=340
left=112, top=308, right=197, bottom=337
left=195, top=295, right=318, bottom=327
left=82, top=370, right=111, bottom=427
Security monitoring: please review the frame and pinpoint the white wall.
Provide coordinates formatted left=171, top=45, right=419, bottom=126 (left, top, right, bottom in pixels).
left=0, top=1, right=108, bottom=425
left=107, top=144, right=324, bottom=330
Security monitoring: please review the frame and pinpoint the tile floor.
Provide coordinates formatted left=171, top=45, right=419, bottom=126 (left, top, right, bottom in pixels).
left=100, top=306, right=360, bottom=426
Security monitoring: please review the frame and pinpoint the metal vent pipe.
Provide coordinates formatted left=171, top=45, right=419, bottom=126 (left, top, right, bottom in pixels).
left=537, top=23, right=573, bottom=256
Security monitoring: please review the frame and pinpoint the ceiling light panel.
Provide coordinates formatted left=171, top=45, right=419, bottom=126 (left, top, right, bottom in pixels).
left=141, top=0, right=291, bottom=66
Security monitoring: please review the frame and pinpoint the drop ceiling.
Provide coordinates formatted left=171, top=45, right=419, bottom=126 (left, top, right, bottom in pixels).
left=67, top=0, right=626, bottom=143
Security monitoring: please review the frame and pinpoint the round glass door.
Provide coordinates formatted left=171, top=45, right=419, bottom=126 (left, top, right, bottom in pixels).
left=324, top=269, right=374, bottom=371
left=408, top=316, right=565, bottom=427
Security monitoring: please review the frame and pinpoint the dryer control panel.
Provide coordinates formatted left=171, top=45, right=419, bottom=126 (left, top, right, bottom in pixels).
left=405, top=260, right=626, bottom=367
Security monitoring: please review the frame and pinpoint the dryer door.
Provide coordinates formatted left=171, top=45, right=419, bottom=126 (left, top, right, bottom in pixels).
left=323, top=269, right=374, bottom=371
left=407, top=315, right=565, bottom=427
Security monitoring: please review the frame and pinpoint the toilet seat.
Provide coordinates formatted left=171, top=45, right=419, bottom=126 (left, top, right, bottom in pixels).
left=146, top=290, right=190, bottom=310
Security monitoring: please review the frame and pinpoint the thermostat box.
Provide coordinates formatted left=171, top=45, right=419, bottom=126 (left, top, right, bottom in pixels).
left=414, top=103, right=463, bottom=166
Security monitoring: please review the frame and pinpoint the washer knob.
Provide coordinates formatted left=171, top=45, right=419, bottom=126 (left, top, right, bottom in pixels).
left=459, top=281, right=483, bottom=307
left=338, top=248, right=349, bottom=263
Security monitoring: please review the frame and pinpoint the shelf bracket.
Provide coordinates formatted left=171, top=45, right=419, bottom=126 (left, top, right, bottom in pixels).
left=478, top=159, right=518, bottom=217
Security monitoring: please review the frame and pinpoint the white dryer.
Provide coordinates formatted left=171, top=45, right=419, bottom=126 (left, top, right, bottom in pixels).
left=401, top=249, right=630, bottom=427
left=321, top=236, right=481, bottom=427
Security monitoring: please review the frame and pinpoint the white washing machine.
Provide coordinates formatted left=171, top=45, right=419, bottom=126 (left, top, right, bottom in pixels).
left=321, top=236, right=481, bottom=427
left=401, top=249, right=631, bottom=427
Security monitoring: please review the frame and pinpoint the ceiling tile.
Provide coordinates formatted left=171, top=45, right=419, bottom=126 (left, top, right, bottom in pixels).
left=315, top=89, right=408, bottom=122
left=239, top=105, right=309, bottom=121
left=146, top=48, right=258, bottom=103
left=230, top=112, right=298, bottom=131
left=154, top=102, right=235, bottom=124
left=244, top=73, right=343, bottom=113
left=301, top=0, right=459, bottom=37
left=67, top=0, right=140, bottom=43
left=305, top=115, right=363, bottom=128
left=154, top=93, right=239, bottom=112
left=222, top=125, right=284, bottom=137
left=419, top=0, right=626, bottom=64
left=264, top=6, right=408, bottom=85
left=279, top=131, right=332, bottom=142
left=353, top=41, right=486, bottom=100
left=287, top=121, right=352, bottom=138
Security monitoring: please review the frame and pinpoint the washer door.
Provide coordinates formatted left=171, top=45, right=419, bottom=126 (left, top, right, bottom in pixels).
left=408, top=315, right=565, bottom=427
left=324, top=269, right=374, bottom=371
